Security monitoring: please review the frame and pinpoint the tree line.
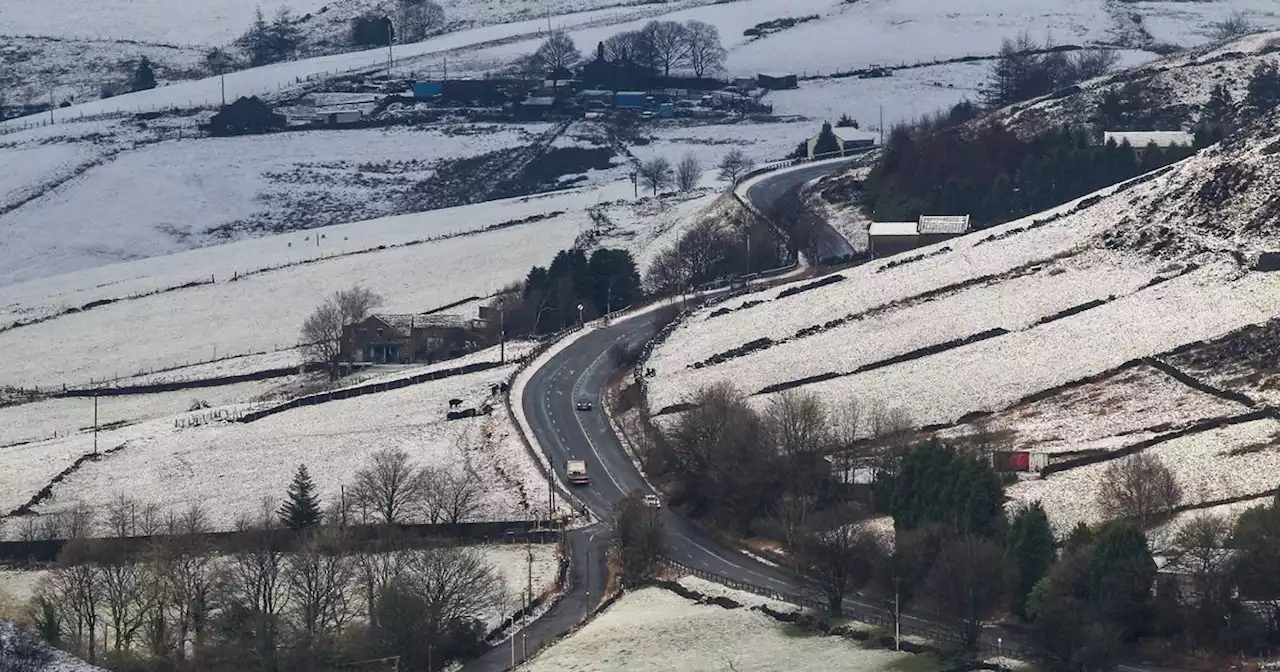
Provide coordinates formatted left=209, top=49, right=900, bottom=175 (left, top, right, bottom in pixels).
left=9, top=449, right=523, bottom=671
left=641, top=383, right=1280, bottom=662
left=863, top=121, right=1198, bottom=227
left=523, top=19, right=728, bottom=78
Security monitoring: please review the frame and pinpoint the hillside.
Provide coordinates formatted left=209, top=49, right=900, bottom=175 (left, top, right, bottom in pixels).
left=644, top=111, right=1280, bottom=534
left=996, top=30, right=1280, bottom=138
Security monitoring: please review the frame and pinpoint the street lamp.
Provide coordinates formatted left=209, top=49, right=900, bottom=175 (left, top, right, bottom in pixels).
left=577, top=303, right=584, bottom=328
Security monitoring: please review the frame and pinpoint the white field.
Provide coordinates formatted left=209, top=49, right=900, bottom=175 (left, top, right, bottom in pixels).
left=1, top=348, right=571, bottom=531
left=519, top=579, right=907, bottom=672
left=635, top=120, right=820, bottom=176
left=0, top=143, right=104, bottom=211
left=0, top=123, right=553, bottom=286
left=935, top=363, right=1251, bottom=454
left=0, top=379, right=285, bottom=449
left=766, top=61, right=987, bottom=129
left=0, top=186, right=602, bottom=388
left=1008, top=419, right=1280, bottom=534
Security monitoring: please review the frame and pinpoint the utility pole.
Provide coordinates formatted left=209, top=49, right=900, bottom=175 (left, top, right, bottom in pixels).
left=894, top=575, right=901, bottom=652
left=93, top=395, right=99, bottom=455
left=630, top=170, right=638, bottom=197
left=584, top=548, right=590, bottom=620
left=49, top=89, right=55, bottom=123
left=387, top=20, right=394, bottom=76
left=499, top=299, right=506, bottom=364
left=879, top=105, right=885, bottom=146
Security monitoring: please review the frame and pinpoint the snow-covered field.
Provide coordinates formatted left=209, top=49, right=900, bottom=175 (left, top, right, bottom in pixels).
left=1009, top=419, right=1280, bottom=534
left=935, top=362, right=1251, bottom=454
left=1, top=346, right=569, bottom=531
left=519, top=577, right=906, bottom=671
left=0, top=123, right=558, bottom=285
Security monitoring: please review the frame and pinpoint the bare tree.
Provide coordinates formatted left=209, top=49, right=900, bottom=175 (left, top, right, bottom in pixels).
left=1097, top=452, right=1182, bottom=525
left=39, top=543, right=104, bottom=663
left=105, top=495, right=141, bottom=538
left=396, top=0, right=445, bottom=42
left=223, top=502, right=289, bottom=642
left=612, top=491, right=666, bottom=582
left=301, top=285, right=384, bottom=375
left=434, top=469, right=483, bottom=525
left=284, top=532, right=357, bottom=665
left=923, top=534, right=1007, bottom=650
left=643, top=20, right=689, bottom=77
left=799, top=507, right=880, bottom=614
left=153, top=536, right=218, bottom=664
left=638, top=157, right=673, bottom=195
left=533, top=30, right=582, bottom=72
left=684, top=20, right=726, bottom=77
left=98, top=550, right=156, bottom=653
left=716, top=148, right=755, bottom=183
left=675, top=153, right=702, bottom=192
left=1211, top=10, right=1253, bottom=41
left=1068, top=48, right=1120, bottom=81
left=603, top=30, right=641, bottom=62
left=350, top=448, right=431, bottom=524
left=830, top=398, right=863, bottom=485
left=64, top=503, right=97, bottom=539
left=139, top=502, right=164, bottom=537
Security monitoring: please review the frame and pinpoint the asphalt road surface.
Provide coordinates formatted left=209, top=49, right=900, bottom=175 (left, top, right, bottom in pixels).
left=744, top=160, right=858, bottom=263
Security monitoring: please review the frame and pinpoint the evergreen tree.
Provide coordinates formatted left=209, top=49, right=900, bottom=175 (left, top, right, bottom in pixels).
left=267, top=7, right=302, bottom=62
left=279, top=464, right=323, bottom=530
left=238, top=7, right=274, bottom=66
left=131, top=57, right=158, bottom=92
left=1064, top=520, right=1093, bottom=553
left=1088, top=521, right=1155, bottom=636
left=1007, top=502, right=1056, bottom=620
left=1246, top=62, right=1280, bottom=118
left=891, top=440, right=1005, bottom=539
left=1203, top=83, right=1234, bottom=126
left=812, top=122, right=842, bottom=158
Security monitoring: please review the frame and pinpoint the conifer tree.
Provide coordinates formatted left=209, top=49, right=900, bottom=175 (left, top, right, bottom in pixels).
left=279, top=464, right=322, bottom=530
left=131, top=57, right=157, bottom=92
left=1007, top=502, right=1056, bottom=619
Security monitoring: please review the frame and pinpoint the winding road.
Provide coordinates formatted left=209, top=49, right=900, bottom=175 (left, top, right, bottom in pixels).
left=743, top=160, right=859, bottom=264
left=462, top=161, right=1192, bottom=671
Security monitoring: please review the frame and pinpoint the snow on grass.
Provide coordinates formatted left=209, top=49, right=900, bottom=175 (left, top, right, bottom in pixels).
left=1008, top=418, right=1280, bottom=533
left=652, top=249, right=1160, bottom=411
left=0, top=378, right=286, bottom=449
left=0, top=124, right=550, bottom=285
left=587, top=189, right=724, bottom=272
left=936, top=363, right=1251, bottom=454
left=766, top=61, right=988, bottom=128
left=0, top=184, right=627, bottom=388
left=0, top=569, right=49, bottom=605
left=519, top=584, right=907, bottom=672
left=1133, top=1, right=1280, bottom=48
left=785, top=263, right=1280, bottom=433
left=10, top=348, right=569, bottom=530
left=635, top=120, right=818, bottom=171
left=0, top=143, right=105, bottom=211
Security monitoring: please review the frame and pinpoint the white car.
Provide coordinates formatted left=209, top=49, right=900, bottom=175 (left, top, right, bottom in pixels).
left=643, top=494, right=662, bottom=508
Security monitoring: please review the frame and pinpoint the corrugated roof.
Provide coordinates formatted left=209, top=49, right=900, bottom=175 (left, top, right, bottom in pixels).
left=869, top=222, right=918, bottom=237
left=1103, top=131, right=1193, bottom=148
left=368, top=313, right=472, bottom=337
left=918, top=215, right=970, bottom=235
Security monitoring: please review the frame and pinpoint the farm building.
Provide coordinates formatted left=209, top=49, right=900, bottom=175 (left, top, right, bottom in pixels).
left=868, top=215, right=971, bottom=258
left=757, top=73, right=798, bottom=90
left=805, top=123, right=877, bottom=159
left=341, top=313, right=490, bottom=364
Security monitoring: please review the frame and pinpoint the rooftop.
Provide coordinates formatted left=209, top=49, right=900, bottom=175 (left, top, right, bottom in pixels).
left=918, top=214, right=971, bottom=235
left=869, top=221, right=918, bottom=237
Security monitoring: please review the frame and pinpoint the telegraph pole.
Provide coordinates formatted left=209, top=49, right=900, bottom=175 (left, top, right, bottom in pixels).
left=894, top=575, right=901, bottom=651
left=93, top=395, right=99, bottom=455
left=387, top=20, right=394, bottom=75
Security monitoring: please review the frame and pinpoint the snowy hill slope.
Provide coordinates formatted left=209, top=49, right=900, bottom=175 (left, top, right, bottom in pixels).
left=997, top=30, right=1280, bottom=137
left=645, top=113, right=1280, bottom=531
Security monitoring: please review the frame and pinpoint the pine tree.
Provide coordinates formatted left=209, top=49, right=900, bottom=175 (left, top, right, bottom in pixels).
left=1203, top=83, right=1234, bottom=126
left=279, top=464, right=322, bottom=530
left=1007, top=502, right=1056, bottom=620
left=238, top=7, right=274, bottom=66
left=131, top=57, right=158, bottom=92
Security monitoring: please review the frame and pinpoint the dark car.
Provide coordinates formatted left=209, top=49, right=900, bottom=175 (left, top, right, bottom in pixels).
left=575, top=399, right=593, bottom=411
